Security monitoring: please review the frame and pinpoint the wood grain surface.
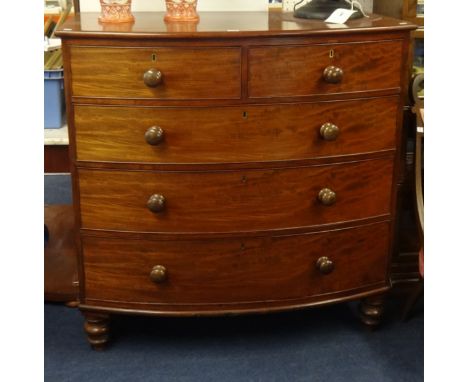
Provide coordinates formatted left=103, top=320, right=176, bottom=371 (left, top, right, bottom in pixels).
left=74, top=97, right=398, bottom=164
left=78, top=158, right=394, bottom=233
left=55, top=12, right=416, bottom=325
left=45, top=145, right=71, bottom=173
left=56, top=12, right=416, bottom=40
left=70, top=46, right=241, bottom=99
left=82, top=221, right=390, bottom=305
left=44, top=205, right=78, bottom=302
left=248, top=40, right=403, bottom=98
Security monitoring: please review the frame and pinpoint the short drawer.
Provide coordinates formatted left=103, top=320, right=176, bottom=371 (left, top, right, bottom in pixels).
left=78, top=158, right=393, bottom=233
left=248, top=40, right=403, bottom=98
left=83, top=222, right=390, bottom=305
left=70, top=46, right=241, bottom=99
left=74, top=97, right=398, bottom=164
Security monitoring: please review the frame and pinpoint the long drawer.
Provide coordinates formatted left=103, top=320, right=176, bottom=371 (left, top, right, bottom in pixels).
left=74, top=97, right=398, bottom=164
left=248, top=40, right=403, bottom=98
left=83, top=222, right=390, bottom=305
left=70, top=46, right=241, bottom=99
left=78, top=158, right=394, bottom=233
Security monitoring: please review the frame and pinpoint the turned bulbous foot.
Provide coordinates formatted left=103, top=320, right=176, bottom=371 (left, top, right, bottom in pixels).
left=83, top=312, right=110, bottom=350
left=359, top=295, right=384, bottom=329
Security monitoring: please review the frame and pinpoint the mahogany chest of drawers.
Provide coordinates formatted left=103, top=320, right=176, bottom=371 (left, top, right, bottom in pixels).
left=57, top=12, right=415, bottom=349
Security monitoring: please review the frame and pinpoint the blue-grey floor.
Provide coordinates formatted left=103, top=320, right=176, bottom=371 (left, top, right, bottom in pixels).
left=44, top=174, right=72, bottom=205
left=45, top=301, right=423, bottom=382
left=45, top=174, right=423, bottom=382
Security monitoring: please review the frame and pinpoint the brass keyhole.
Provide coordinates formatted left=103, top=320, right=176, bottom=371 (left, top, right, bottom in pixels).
left=151, top=53, right=157, bottom=62
left=329, top=49, right=335, bottom=59
left=243, top=111, right=248, bottom=119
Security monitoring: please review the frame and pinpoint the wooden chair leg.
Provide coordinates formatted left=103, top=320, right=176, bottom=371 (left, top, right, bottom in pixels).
left=401, top=280, right=424, bottom=321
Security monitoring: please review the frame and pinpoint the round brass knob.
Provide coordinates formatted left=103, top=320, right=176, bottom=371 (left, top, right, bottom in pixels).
left=147, top=194, right=166, bottom=213
left=145, top=126, right=165, bottom=145
left=320, top=123, right=340, bottom=141
left=150, top=265, right=167, bottom=283
left=143, top=68, right=163, bottom=87
left=318, top=188, right=336, bottom=206
left=323, top=66, right=344, bottom=84
left=316, top=256, right=334, bottom=275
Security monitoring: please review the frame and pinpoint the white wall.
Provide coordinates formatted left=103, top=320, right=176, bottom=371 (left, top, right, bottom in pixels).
left=80, top=1, right=374, bottom=14
left=80, top=0, right=269, bottom=12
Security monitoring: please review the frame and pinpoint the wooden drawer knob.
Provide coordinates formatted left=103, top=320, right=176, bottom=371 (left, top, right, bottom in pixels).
left=318, top=188, right=336, bottom=206
left=145, top=126, right=165, bottom=145
left=150, top=265, right=167, bottom=283
left=147, top=194, right=166, bottom=213
left=143, top=68, right=163, bottom=87
left=323, top=66, right=343, bottom=84
left=316, top=256, right=334, bottom=275
left=320, top=123, right=340, bottom=141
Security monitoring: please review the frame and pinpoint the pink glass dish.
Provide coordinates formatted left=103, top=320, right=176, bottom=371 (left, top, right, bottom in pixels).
left=99, top=0, right=135, bottom=24
left=164, top=0, right=199, bottom=22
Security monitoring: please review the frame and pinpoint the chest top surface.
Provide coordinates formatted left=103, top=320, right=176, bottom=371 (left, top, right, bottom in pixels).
left=57, top=12, right=415, bottom=39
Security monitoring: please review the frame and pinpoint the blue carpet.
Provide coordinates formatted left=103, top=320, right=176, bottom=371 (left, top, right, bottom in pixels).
left=45, top=301, right=423, bottom=382
left=44, top=174, right=72, bottom=205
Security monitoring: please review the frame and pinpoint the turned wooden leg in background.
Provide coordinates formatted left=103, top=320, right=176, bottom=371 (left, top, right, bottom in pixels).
left=359, top=295, right=384, bottom=328
left=83, top=312, right=110, bottom=350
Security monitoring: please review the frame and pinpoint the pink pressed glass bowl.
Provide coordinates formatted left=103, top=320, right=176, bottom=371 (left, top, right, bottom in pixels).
left=164, top=0, right=199, bottom=22
left=99, top=0, right=135, bottom=23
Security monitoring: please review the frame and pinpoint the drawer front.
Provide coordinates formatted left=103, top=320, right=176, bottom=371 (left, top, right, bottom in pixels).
left=249, top=40, right=402, bottom=98
left=70, top=46, right=241, bottom=99
left=83, top=222, right=390, bottom=305
left=79, top=158, right=393, bottom=233
left=75, top=97, right=398, bottom=164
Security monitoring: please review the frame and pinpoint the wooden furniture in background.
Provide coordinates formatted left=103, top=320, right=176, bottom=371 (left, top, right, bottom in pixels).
left=402, top=73, right=424, bottom=320
left=44, top=205, right=79, bottom=304
left=403, top=0, right=424, bottom=37
left=44, top=145, right=70, bottom=173
left=44, top=125, right=70, bottom=173
left=44, top=127, right=77, bottom=304
left=373, top=0, right=423, bottom=290
left=57, top=12, right=415, bottom=349
left=374, top=0, right=424, bottom=31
